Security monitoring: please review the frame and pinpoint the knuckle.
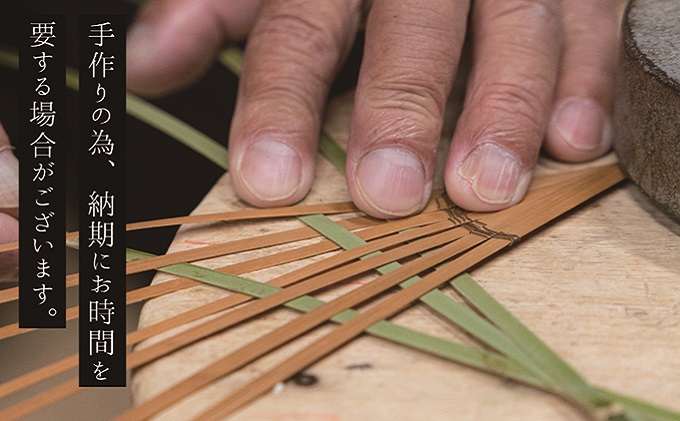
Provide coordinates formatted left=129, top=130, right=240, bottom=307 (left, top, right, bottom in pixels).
left=365, top=73, right=448, bottom=127
left=487, top=0, right=559, bottom=27
left=253, top=7, right=346, bottom=61
left=476, top=79, right=550, bottom=133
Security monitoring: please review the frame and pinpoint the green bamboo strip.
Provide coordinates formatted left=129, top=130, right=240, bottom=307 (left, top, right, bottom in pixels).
left=5, top=37, right=673, bottom=421
left=318, top=131, right=348, bottom=174
left=298, top=215, right=558, bottom=389
left=218, top=46, right=243, bottom=75
left=0, top=248, right=537, bottom=420
left=451, top=274, right=607, bottom=412
left=595, top=389, right=680, bottom=421
left=1, top=217, right=393, bottom=398
left=123, top=248, right=534, bottom=384
left=409, top=285, right=559, bottom=388
left=0, top=45, right=18, bottom=69
left=125, top=222, right=460, bottom=369
left=0, top=46, right=229, bottom=170
left=299, top=167, right=675, bottom=421
left=120, top=236, right=508, bottom=421
left=186, top=165, right=628, bottom=419
left=126, top=93, right=229, bottom=170
left=449, top=275, right=680, bottom=421
left=66, top=67, right=78, bottom=90
left=189, top=240, right=512, bottom=421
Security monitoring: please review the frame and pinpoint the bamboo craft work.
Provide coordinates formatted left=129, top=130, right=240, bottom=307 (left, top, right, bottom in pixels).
left=5, top=161, right=677, bottom=421
left=1, top=45, right=680, bottom=421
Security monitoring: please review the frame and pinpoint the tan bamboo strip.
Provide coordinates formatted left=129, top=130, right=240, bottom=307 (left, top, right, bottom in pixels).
left=4, top=221, right=457, bottom=400
left=0, top=231, right=77, bottom=254
left=0, top=273, right=78, bottom=305
left=0, top=202, right=362, bottom=254
left=0, top=166, right=623, bottom=420
left=0, top=355, right=78, bottom=400
left=123, top=209, right=455, bottom=275
left=127, top=222, right=462, bottom=370
left=126, top=211, right=454, bottom=348
left=0, top=207, right=451, bottom=420
left=0, top=216, right=378, bottom=307
left=193, top=165, right=626, bottom=420
left=121, top=233, right=488, bottom=421
left=0, top=210, right=446, bottom=340
left=0, top=190, right=447, bottom=255
left=200, top=239, right=511, bottom=420
left=125, top=278, right=198, bottom=304
left=0, top=379, right=80, bottom=421
left=124, top=201, right=360, bottom=231
left=0, top=236, right=482, bottom=421
left=0, top=306, right=79, bottom=340
left=123, top=165, right=624, bottom=421
left=0, top=211, right=453, bottom=400
left=125, top=220, right=377, bottom=275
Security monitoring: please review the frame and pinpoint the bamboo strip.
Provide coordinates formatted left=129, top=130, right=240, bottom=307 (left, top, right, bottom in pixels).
left=124, top=211, right=452, bottom=345
left=0, top=202, right=363, bottom=254
left=0, top=379, right=80, bottom=421
left=1, top=165, right=620, bottom=420
left=120, top=233, right=488, bottom=421
left=124, top=201, right=359, bottom=231
left=123, top=209, right=449, bottom=276
left=0, top=236, right=502, bottom=421
left=128, top=222, right=462, bottom=370
left=192, top=165, right=625, bottom=420
left=197, top=240, right=509, bottom=421
left=451, top=274, right=599, bottom=411
left=0, top=211, right=445, bottom=341
left=0, top=273, right=78, bottom=305
left=0, top=211, right=451, bottom=398
left=0, top=215, right=379, bottom=305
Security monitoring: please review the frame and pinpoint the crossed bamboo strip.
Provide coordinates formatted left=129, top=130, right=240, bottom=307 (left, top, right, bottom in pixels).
left=0, top=214, right=378, bottom=305
left=0, top=212, right=458, bottom=418
left=0, top=164, right=624, bottom=420
left=0, top=212, right=449, bottom=338
left=0, top=201, right=362, bottom=254
left=189, top=164, right=625, bottom=421
left=120, top=164, right=621, bottom=420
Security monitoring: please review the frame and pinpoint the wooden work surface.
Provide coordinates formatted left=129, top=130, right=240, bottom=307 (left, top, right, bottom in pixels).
left=131, top=91, right=680, bottom=420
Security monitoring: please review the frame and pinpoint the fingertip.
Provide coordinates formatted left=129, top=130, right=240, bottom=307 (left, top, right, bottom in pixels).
left=545, top=97, right=613, bottom=162
left=445, top=142, right=532, bottom=212
left=349, top=147, right=430, bottom=219
left=230, top=139, right=313, bottom=207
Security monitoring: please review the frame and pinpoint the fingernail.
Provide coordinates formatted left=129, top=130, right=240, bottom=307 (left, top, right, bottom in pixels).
left=127, top=24, right=155, bottom=64
left=553, top=98, right=612, bottom=151
left=0, top=148, right=19, bottom=209
left=356, top=147, right=426, bottom=216
left=240, top=140, right=302, bottom=202
left=458, top=143, right=523, bottom=205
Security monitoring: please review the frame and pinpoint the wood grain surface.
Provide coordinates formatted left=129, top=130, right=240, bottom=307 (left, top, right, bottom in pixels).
left=131, top=90, right=680, bottom=421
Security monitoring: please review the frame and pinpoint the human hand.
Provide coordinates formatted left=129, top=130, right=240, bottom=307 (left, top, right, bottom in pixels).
left=0, top=122, right=19, bottom=281
left=126, top=0, right=625, bottom=218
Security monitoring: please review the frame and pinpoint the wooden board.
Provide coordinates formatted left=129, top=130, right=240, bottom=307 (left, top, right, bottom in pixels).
left=130, top=88, right=680, bottom=420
